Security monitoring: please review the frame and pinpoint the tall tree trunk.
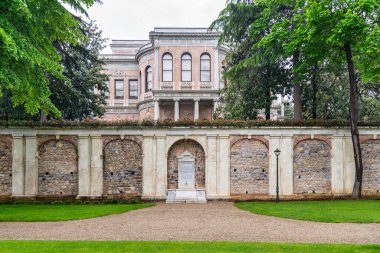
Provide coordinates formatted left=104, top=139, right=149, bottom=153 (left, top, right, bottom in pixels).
left=292, top=50, right=302, bottom=120
left=265, top=86, right=271, bottom=120
left=311, top=64, right=318, bottom=119
left=344, top=42, right=363, bottom=199
left=40, top=112, right=47, bottom=122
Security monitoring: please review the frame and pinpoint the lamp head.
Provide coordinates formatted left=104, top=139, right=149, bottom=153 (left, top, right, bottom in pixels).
left=274, top=148, right=281, bottom=157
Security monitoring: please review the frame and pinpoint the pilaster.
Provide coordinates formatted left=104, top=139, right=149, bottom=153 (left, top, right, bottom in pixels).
left=155, top=135, right=167, bottom=198
left=206, top=135, right=217, bottom=198
left=12, top=135, right=24, bottom=196
left=24, top=136, right=38, bottom=196
left=90, top=135, right=103, bottom=197
left=77, top=135, right=91, bottom=197
left=142, top=134, right=155, bottom=198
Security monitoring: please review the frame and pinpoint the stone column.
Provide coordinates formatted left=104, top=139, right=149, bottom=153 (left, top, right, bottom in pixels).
left=194, top=99, right=200, bottom=121
left=24, top=136, right=38, bottom=196
left=269, top=135, right=280, bottom=196
left=174, top=99, right=180, bottom=121
left=331, top=135, right=345, bottom=195
left=77, top=135, right=91, bottom=197
left=90, top=135, right=103, bottom=197
left=155, top=135, right=167, bottom=199
left=214, top=47, right=219, bottom=89
left=142, top=134, right=155, bottom=198
left=12, top=135, right=24, bottom=196
left=206, top=135, right=217, bottom=198
left=154, top=46, right=159, bottom=90
left=154, top=99, right=160, bottom=121
left=218, top=135, right=230, bottom=198
left=343, top=136, right=355, bottom=194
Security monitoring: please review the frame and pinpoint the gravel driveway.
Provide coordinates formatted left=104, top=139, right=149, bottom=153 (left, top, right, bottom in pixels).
left=0, top=202, right=379, bottom=243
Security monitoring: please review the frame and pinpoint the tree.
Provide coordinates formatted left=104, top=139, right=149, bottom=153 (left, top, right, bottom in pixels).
left=291, top=0, right=380, bottom=198
left=0, top=0, right=99, bottom=117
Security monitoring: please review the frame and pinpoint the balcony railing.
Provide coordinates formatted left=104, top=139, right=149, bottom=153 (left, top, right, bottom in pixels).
left=180, top=82, right=193, bottom=90
left=161, top=82, right=174, bottom=90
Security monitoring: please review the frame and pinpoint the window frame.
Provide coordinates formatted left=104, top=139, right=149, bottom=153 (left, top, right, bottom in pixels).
left=162, top=53, right=173, bottom=82
left=129, top=79, right=138, bottom=99
left=145, top=66, right=152, bottom=92
left=114, top=79, right=124, bottom=99
left=200, top=53, right=211, bottom=82
left=181, top=53, right=192, bottom=82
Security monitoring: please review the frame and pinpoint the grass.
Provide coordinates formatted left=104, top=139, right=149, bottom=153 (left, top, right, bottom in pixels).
left=0, top=241, right=379, bottom=253
left=235, top=200, right=380, bottom=223
left=0, top=204, right=153, bottom=222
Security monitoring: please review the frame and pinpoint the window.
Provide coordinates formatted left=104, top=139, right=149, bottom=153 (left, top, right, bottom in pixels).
left=162, top=53, right=173, bottom=82
left=129, top=80, right=138, bottom=99
left=104, top=80, right=110, bottom=98
left=115, top=79, right=124, bottom=99
left=145, top=66, right=152, bottom=92
left=181, top=53, right=192, bottom=82
left=200, top=53, right=211, bottom=82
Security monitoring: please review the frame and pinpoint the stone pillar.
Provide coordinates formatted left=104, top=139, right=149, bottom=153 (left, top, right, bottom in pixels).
left=214, top=47, right=219, bottom=89
left=154, top=46, right=159, bottom=90
left=77, top=135, right=91, bottom=197
left=12, top=135, right=24, bottom=196
left=90, top=135, right=103, bottom=197
left=343, top=136, right=355, bottom=194
left=206, top=135, right=217, bottom=198
left=24, top=136, right=38, bottom=196
left=218, top=135, right=230, bottom=197
left=142, top=134, right=155, bottom=198
left=154, top=99, right=160, bottom=121
left=331, top=135, right=345, bottom=195
left=155, top=135, right=167, bottom=199
left=194, top=99, right=200, bottom=121
left=174, top=99, right=179, bottom=121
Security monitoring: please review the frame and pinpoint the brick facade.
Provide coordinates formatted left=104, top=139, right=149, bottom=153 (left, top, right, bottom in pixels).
left=293, top=139, right=332, bottom=194
left=230, top=139, right=269, bottom=195
left=167, top=139, right=205, bottom=189
left=362, top=139, right=380, bottom=195
left=103, top=139, right=143, bottom=196
left=38, top=140, right=78, bottom=196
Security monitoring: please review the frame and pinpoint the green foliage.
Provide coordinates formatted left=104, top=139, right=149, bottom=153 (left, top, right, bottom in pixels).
left=0, top=204, right=153, bottom=222
left=0, top=0, right=98, bottom=117
left=236, top=200, right=380, bottom=223
left=0, top=241, right=379, bottom=253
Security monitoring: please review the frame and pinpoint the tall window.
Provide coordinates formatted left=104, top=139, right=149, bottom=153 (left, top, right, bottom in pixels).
left=145, top=66, right=152, bottom=92
left=162, top=53, right=173, bottom=82
left=129, top=79, right=138, bottom=98
left=181, top=53, right=192, bottom=82
left=200, top=53, right=211, bottom=82
left=115, top=80, right=124, bottom=99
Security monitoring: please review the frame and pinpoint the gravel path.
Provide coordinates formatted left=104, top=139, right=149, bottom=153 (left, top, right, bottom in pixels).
left=0, top=202, right=379, bottom=243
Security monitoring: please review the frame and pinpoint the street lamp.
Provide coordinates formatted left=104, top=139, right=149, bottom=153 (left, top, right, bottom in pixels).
left=274, top=148, right=281, bottom=203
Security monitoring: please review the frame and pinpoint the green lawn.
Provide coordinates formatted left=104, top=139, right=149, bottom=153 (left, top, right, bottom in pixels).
left=235, top=200, right=380, bottom=223
left=0, top=241, right=379, bottom=253
left=0, top=204, right=153, bottom=222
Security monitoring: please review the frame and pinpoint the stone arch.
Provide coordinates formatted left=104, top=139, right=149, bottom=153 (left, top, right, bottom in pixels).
left=361, top=139, right=380, bottom=195
left=293, top=139, right=331, bottom=194
left=0, top=140, right=12, bottom=196
left=38, top=140, right=78, bottom=196
left=230, top=139, right=269, bottom=195
left=167, top=139, right=206, bottom=189
left=103, top=139, right=143, bottom=196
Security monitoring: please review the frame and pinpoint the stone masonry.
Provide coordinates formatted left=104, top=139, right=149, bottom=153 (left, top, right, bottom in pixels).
left=103, top=139, right=143, bottom=196
left=230, top=139, right=269, bottom=195
left=167, top=139, right=205, bottom=189
left=0, top=140, right=12, bottom=196
left=38, top=140, right=78, bottom=196
left=362, top=139, right=380, bottom=195
left=293, top=139, right=331, bottom=194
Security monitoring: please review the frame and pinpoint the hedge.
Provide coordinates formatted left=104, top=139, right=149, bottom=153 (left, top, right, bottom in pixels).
left=0, top=119, right=379, bottom=128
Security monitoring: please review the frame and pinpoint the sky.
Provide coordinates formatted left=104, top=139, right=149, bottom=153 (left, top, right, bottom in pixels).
left=87, top=0, right=227, bottom=53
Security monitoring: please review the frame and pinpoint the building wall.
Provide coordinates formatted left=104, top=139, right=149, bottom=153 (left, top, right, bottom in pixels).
left=0, top=138, right=12, bottom=196
left=2, top=127, right=379, bottom=200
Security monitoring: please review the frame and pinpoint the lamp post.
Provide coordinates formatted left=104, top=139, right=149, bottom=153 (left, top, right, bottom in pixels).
left=274, top=148, right=281, bottom=203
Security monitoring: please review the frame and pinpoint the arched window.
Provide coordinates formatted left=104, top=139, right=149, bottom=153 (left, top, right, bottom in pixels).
left=181, top=53, right=192, bottom=82
left=162, top=53, right=173, bottom=82
left=145, top=66, right=152, bottom=92
left=200, top=53, right=211, bottom=82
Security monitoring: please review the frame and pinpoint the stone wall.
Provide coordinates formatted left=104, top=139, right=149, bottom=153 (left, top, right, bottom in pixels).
left=0, top=139, right=12, bottom=196
left=103, top=139, right=143, bottom=196
left=362, top=139, right=380, bottom=195
left=167, top=139, right=205, bottom=189
left=38, top=140, right=78, bottom=196
left=230, top=139, right=269, bottom=195
left=293, top=139, right=331, bottom=194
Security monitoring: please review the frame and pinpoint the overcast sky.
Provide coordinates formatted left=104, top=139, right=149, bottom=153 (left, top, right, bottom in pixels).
left=87, top=0, right=226, bottom=53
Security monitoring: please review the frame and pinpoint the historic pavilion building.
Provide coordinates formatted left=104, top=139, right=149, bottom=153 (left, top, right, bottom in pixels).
left=101, top=27, right=228, bottom=121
